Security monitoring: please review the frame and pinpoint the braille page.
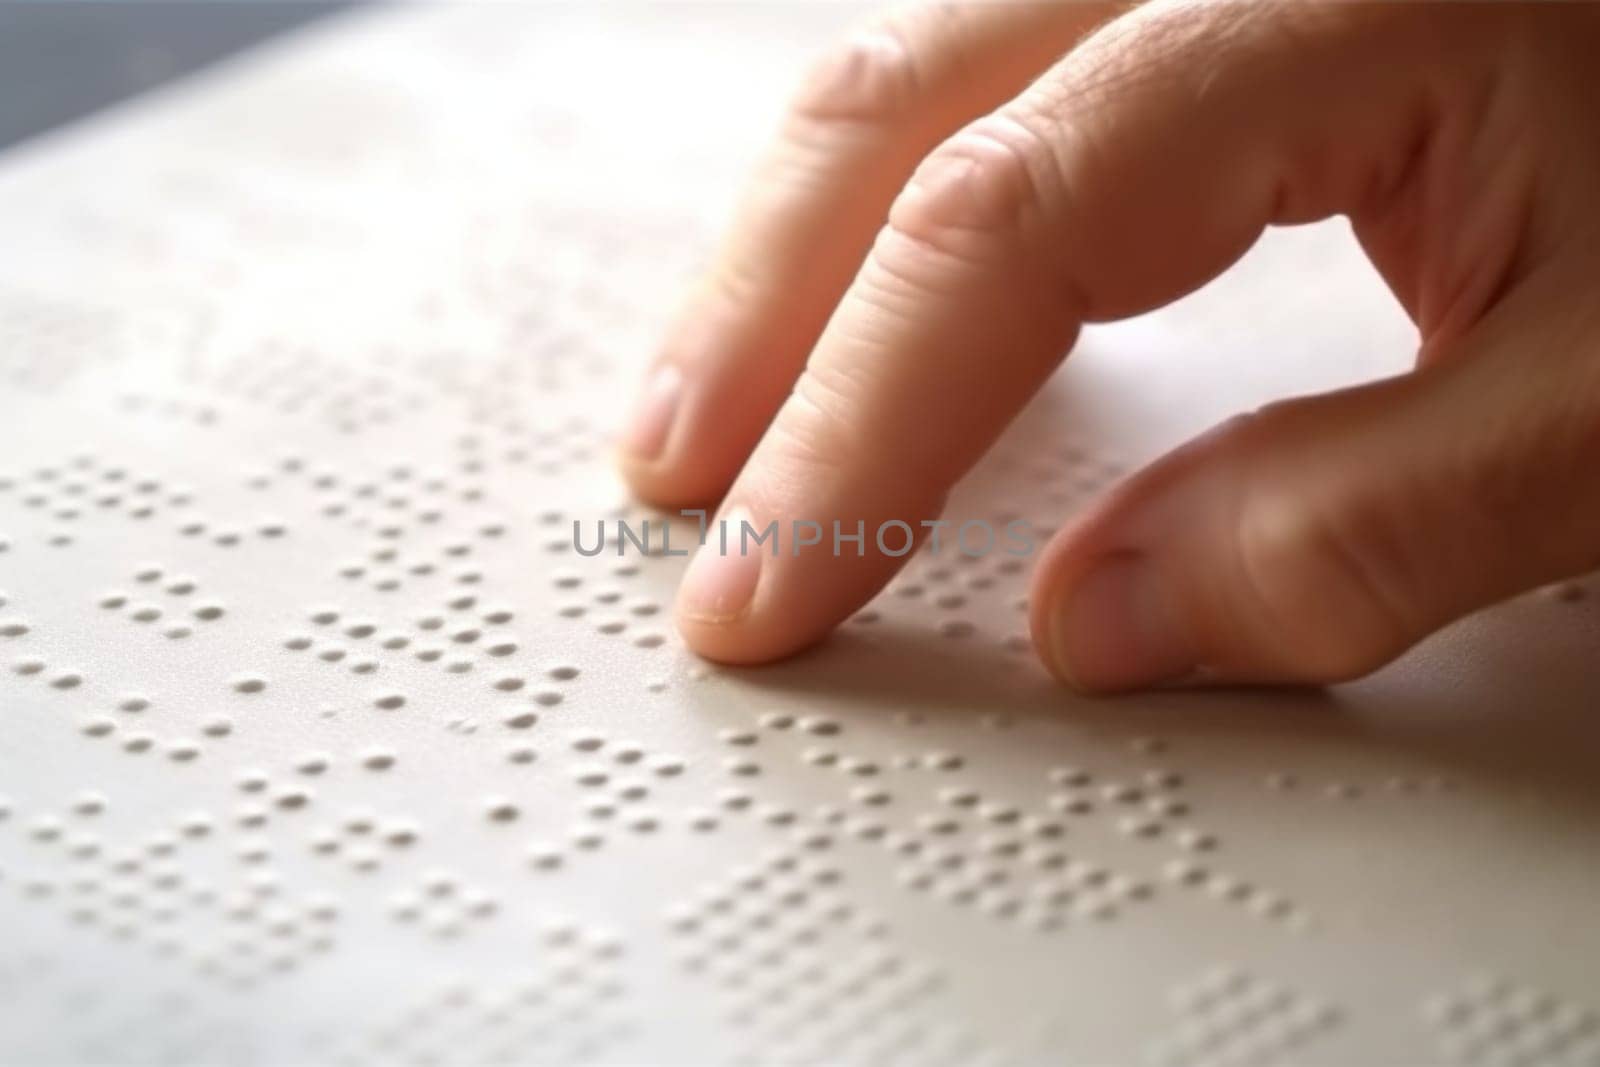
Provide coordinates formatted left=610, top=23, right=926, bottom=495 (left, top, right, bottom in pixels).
left=1, top=6, right=1597, bottom=1066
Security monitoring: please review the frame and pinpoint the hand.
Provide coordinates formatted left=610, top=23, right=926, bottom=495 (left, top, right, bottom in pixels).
left=616, top=0, right=1600, bottom=693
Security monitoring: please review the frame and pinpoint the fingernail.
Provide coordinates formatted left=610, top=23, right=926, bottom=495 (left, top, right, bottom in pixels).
left=679, top=507, right=763, bottom=624
left=621, top=363, right=683, bottom=460
left=1047, top=554, right=1194, bottom=692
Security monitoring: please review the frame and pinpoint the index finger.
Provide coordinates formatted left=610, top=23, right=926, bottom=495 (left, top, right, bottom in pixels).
left=675, top=1, right=1468, bottom=663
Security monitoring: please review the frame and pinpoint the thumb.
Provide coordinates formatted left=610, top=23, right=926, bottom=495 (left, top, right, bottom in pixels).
left=1031, top=302, right=1600, bottom=692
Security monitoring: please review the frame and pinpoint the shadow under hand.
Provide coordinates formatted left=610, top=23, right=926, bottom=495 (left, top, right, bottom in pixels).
left=708, top=595, right=1600, bottom=822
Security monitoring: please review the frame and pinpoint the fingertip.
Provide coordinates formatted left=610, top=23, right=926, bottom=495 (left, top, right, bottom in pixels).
left=619, top=363, right=683, bottom=463
left=674, top=573, right=820, bottom=668
left=615, top=362, right=709, bottom=509
left=673, top=508, right=795, bottom=666
left=615, top=445, right=728, bottom=514
left=617, top=290, right=804, bottom=509
left=1032, top=550, right=1199, bottom=694
left=675, top=614, right=802, bottom=668
left=1027, top=472, right=1203, bottom=695
left=614, top=349, right=743, bottom=510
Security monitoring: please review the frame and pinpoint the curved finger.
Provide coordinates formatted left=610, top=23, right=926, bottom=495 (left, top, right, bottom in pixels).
left=1032, top=279, right=1600, bottom=691
left=618, top=1, right=1119, bottom=506
left=674, top=0, right=1507, bottom=664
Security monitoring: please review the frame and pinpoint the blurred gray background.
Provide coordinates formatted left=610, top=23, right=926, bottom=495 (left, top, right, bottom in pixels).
left=0, top=2, right=356, bottom=150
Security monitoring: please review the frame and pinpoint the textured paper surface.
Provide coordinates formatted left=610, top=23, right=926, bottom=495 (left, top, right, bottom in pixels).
left=1, top=6, right=1597, bottom=1065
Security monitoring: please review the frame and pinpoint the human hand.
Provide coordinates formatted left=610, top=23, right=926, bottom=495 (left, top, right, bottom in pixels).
left=617, top=0, right=1600, bottom=693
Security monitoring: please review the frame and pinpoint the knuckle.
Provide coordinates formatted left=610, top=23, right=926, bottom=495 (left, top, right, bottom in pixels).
left=702, top=252, right=766, bottom=315
left=1222, top=415, right=1419, bottom=682
left=1052, top=0, right=1241, bottom=108
left=889, top=112, right=1060, bottom=246
left=759, top=366, right=869, bottom=484
left=789, top=14, right=923, bottom=126
left=1233, top=494, right=1409, bottom=682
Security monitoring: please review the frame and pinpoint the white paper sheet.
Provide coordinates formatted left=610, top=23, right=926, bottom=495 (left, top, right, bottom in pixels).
left=1, top=6, right=1596, bottom=1065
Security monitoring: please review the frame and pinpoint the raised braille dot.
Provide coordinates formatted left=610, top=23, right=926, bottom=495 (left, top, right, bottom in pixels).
left=1144, top=769, right=1183, bottom=790
left=1049, top=766, right=1091, bottom=787
left=1146, top=796, right=1188, bottom=819
left=373, top=693, right=405, bottom=711
left=1249, top=891, right=1292, bottom=919
left=232, top=676, right=266, bottom=694
left=979, top=803, right=1020, bottom=824
left=72, top=793, right=107, bottom=817
left=30, top=817, right=64, bottom=841
left=1546, top=580, right=1587, bottom=602
left=1120, top=816, right=1163, bottom=838
left=574, top=766, right=610, bottom=787
left=1049, top=793, right=1093, bottom=816
left=1207, top=875, right=1251, bottom=902
left=484, top=799, right=520, bottom=822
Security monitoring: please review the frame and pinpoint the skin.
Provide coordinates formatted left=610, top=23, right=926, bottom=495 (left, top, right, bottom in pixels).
left=616, top=0, right=1600, bottom=694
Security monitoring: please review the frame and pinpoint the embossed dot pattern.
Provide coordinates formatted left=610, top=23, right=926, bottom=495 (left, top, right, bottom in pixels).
left=1424, top=975, right=1600, bottom=1066
left=0, top=7, right=1597, bottom=1065
left=1146, top=966, right=1342, bottom=1067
